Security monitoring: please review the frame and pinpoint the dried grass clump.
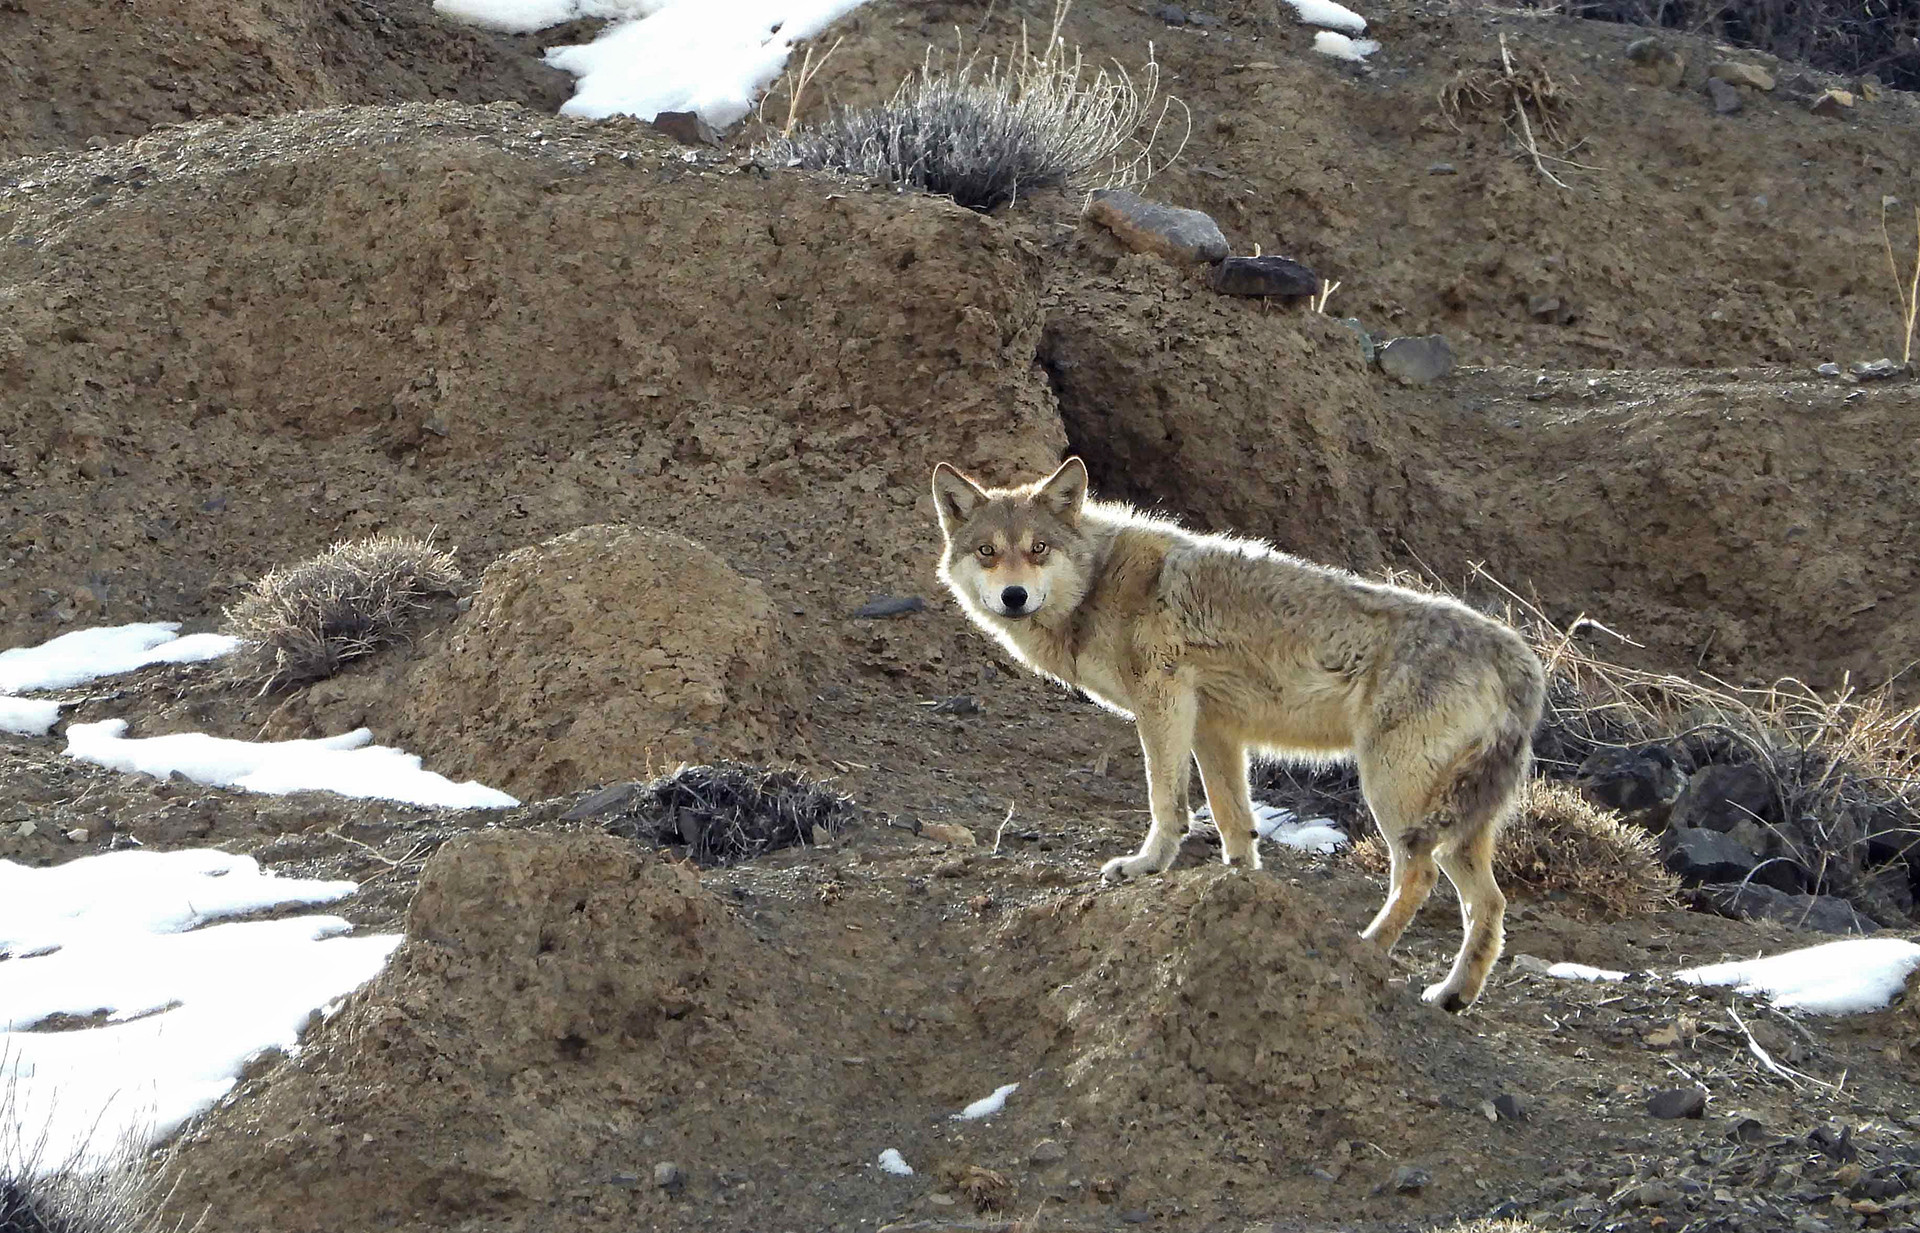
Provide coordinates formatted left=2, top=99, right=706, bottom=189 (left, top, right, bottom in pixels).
left=1440, top=34, right=1587, bottom=188
left=759, top=0, right=1186, bottom=212
left=605, top=761, right=858, bottom=867
left=1352, top=781, right=1680, bottom=919
left=1, top=1061, right=182, bottom=1233
left=223, top=534, right=459, bottom=691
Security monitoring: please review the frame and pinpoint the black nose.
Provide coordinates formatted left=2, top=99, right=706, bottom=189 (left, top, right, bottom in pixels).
left=1001, top=586, right=1028, bottom=612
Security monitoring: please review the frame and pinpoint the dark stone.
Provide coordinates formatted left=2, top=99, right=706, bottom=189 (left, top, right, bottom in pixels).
left=1376, top=335, right=1456, bottom=385
left=1577, top=742, right=1688, bottom=826
left=1707, top=77, right=1745, bottom=114
left=1154, top=4, right=1187, bottom=23
left=930, top=695, right=980, bottom=715
left=1696, top=883, right=1878, bottom=934
left=1389, top=1165, right=1431, bottom=1192
left=1648, top=1088, right=1707, bottom=1119
left=1209, top=254, right=1319, bottom=298
left=651, top=110, right=722, bottom=147
left=1670, top=762, right=1777, bottom=833
left=1493, top=1092, right=1527, bottom=1122
left=853, top=595, right=926, bottom=619
left=1661, top=825, right=1760, bottom=885
left=1339, top=317, right=1375, bottom=364
left=561, top=781, right=643, bottom=821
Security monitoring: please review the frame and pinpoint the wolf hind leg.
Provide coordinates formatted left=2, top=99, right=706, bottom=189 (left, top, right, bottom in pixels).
left=1355, top=746, right=1443, bottom=950
left=1423, top=814, right=1507, bottom=1012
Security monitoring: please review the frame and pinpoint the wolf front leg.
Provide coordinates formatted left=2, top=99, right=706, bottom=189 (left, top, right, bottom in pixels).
left=1100, top=677, right=1198, bottom=882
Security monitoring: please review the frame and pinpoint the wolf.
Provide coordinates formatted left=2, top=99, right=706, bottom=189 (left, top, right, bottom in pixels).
left=931, top=456, right=1546, bottom=1011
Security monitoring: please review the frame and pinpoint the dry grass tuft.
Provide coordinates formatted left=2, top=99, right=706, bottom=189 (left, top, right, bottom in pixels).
left=759, top=0, right=1187, bottom=212
left=952, top=1164, right=1016, bottom=1213
left=1440, top=34, right=1587, bottom=188
left=1352, top=781, right=1680, bottom=919
left=1883, top=196, right=1919, bottom=369
left=1, top=1057, right=190, bottom=1233
left=222, top=534, right=460, bottom=692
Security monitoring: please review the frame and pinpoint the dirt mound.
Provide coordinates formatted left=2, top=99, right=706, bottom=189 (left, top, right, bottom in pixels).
left=160, top=830, right=779, bottom=1230
left=1012, top=872, right=1409, bottom=1141
left=0, top=0, right=575, bottom=161
left=397, top=524, right=802, bottom=799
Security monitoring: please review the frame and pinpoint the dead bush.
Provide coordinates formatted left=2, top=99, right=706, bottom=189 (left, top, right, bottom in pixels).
left=223, top=534, right=460, bottom=691
left=602, top=762, right=859, bottom=867
left=1352, top=781, right=1680, bottom=919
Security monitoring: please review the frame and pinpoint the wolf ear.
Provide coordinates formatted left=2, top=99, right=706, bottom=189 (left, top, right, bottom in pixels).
left=1035, top=456, right=1089, bottom=521
left=932, top=463, right=989, bottom=536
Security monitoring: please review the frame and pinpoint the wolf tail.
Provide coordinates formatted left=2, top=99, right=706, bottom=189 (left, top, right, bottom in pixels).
left=1452, top=639, right=1548, bottom=829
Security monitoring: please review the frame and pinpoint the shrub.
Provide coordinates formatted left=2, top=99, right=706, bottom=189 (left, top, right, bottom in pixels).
left=759, top=0, right=1185, bottom=212
left=1524, top=0, right=1919, bottom=92
left=223, top=533, right=460, bottom=691
left=1, top=1064, right=171, bottom=1233
left=1352, top=781, right=1681, bottom=919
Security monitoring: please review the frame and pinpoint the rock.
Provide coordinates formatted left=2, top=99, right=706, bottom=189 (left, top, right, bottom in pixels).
left=920, top=821, right=977, bottom=847
left=1623, top=38, right=1686, bottom=89
left=1120, top=1209, right=1153, bottom=1223
left=1493, top=1092, right=1527, bottom=1122
left=1577, top=742, right=1688, bottom=827
left=1427, top=162, right=1457, bottom=175
left=1661, top=825, right=1759, bottom=885
left=1857, top=74, right=1884, bottom=101
left=1851, top=358, right=1901, bottom=380
left=1528, top=293, right=1577, bottom=325
left=1669, top=763, right=1777, bottom=833
left=1648, top=1088, right=1707, bottom=1119
left=1390, top=1164, right=1431, bottom=1193
left=1339, top=317, right=1375, bottom=365
left=1811, top=88, right=1855, bottom=117
left=1084, top=189, right=1229, bottom=264
left=560, top=781, right=643, bottom=821
left=1817, top=362, right=1842, bottom=376
left=1697, top=883, right=1878, bottom=935
left=1706, top=77, right=1744, bottom=115
left=853, top=595, right=926, bottom=619
left=65, top=828, right=88, bottom=843
left=1709, top=61, right=1776, bottom=91
left=654, top=1161, right=685, bottom=1193
left=929, top=695, right=979, bottom=715
left=1029, top=1138, right=1068, bottom=1165
left=1376, top=335, right=1455, bottom=385
left=1154, top=3, right=1188, bottom=23
left=650, top=110, right=721, bottom=147
left=1209, top=254, right=1319, bottom=298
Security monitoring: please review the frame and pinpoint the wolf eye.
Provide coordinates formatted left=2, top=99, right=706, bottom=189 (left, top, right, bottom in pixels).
left=1031, top=541, right=1048, bottom=556
left=977, top=544, right=995, bottom=558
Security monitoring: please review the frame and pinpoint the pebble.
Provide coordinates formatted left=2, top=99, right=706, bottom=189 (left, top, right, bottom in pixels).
left=1816, top=361, right=1841, bottom=376
left=1390, top=1164, right=1431, bottom=1192
left=1709, top=61, right=1776, bottom=90
left=1648, top=1087, right=1707, bottom=1119
left=1850, top=358, right=1900, bottom=380
left=1030, top=1138, right=1068, bottom=1164
left=654, top=1161, right=685, bottom=1193
left=1811, top=88, right=1854, bottom=117
left=1494, top=1092, right=1528, bottom=1122
left=1707, top=77, right=1744, bottom=115
left=853, top=595, right=925, bottom=619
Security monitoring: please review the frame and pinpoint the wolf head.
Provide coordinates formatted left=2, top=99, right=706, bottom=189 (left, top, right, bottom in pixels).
left=931, top=457, right=1092, bottom=623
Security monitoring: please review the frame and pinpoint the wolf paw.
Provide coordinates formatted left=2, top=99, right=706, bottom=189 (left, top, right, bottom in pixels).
left=1100, top=851, right=1170, bottom=883
left=1420, top=981, right=1473, bottom=1014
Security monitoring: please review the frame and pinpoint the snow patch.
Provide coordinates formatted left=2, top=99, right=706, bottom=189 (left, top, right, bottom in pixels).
left=877, top=1148, right=913, bottom=1175
left=0, top=696, right=61, bottom=737
left=1286, top=0, right=1367, bottom=32
left=0, top=622, right=238, bottom=693
left=0, top=849, right=399, bottom=1171
left=953, top=1082, right=1018, bottom=1121
left=1313, top=31, right=1380, bottom=62
left=64, top=719, right=519, bottom=810
left=1195, top=802, right=1348, bottom=854
left=1546, top=962, right=1629, bottom=983
left=1675, top=938, right=1920, bottom=1016
left=434, top=0, right=873, bottom=127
